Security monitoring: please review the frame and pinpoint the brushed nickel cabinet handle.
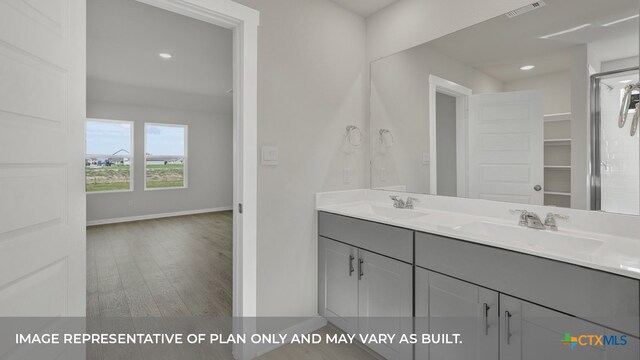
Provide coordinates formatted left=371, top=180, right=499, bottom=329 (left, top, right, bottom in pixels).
left=504, top=311, right=512, bottom=345
left=358, top=258, right=364, bottom=280
left=483, top=303, right=490, bottom=336
left=349, top=254, right=354, bottom=276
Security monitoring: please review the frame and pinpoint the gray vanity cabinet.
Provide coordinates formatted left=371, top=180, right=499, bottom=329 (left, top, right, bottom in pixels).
left=500, top=294, right=639, bottom=360
left=318, top=237, right=413, bottom=360
left=318, top=212, right=414, bottom=360
left=318, top=212, right=640, bottom=360
left=318, top=236, right=359, bottom=334
left=358, top=249, right=413, bottom=360
left=415, top=268, right=499, bottom=360
left=415, top=232, right=640, bottom=337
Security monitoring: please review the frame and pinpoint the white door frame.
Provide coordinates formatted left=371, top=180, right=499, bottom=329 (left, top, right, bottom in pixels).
left=428, top=75, right=472, bottom=197
left=134, top=1, right=259, bottom=358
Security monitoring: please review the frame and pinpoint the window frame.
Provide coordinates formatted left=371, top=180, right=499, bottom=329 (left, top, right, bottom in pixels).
left=143, top=122, right=189, bottom=191
left=85, top=118, right=135, bottom=194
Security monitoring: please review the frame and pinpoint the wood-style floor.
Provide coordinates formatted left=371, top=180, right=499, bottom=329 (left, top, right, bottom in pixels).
left=257, top=325, right=379, bottom=360
left=87, top=212, right=233, bottom=318
left=86, top=212, right=376, bottom=359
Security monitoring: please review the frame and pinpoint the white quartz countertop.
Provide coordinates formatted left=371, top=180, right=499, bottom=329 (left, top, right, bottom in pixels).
left=316, top=197, right=640, bottom=280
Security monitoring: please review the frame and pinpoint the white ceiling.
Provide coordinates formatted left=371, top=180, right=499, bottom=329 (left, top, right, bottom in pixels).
left=479, top=50, right=573, bottom=82
left=87, top=0, right=232, bottom=105
left=427, top=0, right=639, bottom=82
left=329, top=0, right=401, bottom=17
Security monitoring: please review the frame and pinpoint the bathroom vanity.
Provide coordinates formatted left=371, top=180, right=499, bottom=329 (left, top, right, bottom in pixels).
left=318, top=0, right=640, bottom=358
left=316, top=191, right=640, bottom=360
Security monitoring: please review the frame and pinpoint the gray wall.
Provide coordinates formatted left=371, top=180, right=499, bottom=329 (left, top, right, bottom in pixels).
left=504, top=70, right=571, bottom=115
left=86, top=80, right=233, bottom=223
left=234, top=0, right=368, bottom=319
left=436, top=93, right=457, bottom=197
left=601, top=56, right=640, bottom=72
left=366, top=0, right=532, bottom=61
left=370, top=42, right=503, bottom=193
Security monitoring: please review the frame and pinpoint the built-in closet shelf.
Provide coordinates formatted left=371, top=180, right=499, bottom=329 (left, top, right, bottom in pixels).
left=544, top=138, right=571, bottom=146
left=544, top=112, right=572, bottom=122
left=544, top=191, right=571, bottom=196
left=543, top=113, right=572, bottom=208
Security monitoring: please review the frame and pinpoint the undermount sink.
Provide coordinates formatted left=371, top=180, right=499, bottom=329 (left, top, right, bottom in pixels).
left=452, top=221, right=605, bottom=257
left=340, top=203, right=429, bottom=220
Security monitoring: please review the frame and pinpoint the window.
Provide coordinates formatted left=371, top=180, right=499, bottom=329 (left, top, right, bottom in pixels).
left=145, top=123, right=188, bottom=189
left=85, top=119, right=134, bottom=193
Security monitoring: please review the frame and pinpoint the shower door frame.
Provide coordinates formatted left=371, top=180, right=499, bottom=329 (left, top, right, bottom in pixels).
left=589, top=66, right=639, bottom=211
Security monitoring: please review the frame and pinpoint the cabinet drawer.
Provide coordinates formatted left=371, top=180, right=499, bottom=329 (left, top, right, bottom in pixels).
left=318, top=212, right=413, bottom=263
left=415, top=232, right=640, bottom=337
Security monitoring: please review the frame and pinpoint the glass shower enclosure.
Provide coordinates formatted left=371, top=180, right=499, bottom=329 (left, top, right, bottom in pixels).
left=591, top=67, right=640, bottom=215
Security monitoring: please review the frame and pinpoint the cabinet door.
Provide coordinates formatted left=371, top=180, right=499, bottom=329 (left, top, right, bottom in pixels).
left=318, top=237, right=358, bottom=334
left=415, top=268, right=499, bottom=360
left=358, top=249, right=413, bottom=360
left=500, top=294, right=639, bottom=360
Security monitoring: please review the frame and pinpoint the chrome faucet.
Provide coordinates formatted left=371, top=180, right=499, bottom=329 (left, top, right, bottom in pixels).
left=390, top=195, right=419, bottom=209
left=510, top=210, right=569, bottom=231
left=390, top=195, right=405, bottom=208
left=544, top=213, right=570, bottom=231
left=510, top=209, right=546, bottom=230
left=405, top=197, right=419, bottom=209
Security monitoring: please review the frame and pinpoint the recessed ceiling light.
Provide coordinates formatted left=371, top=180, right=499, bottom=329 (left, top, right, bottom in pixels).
left=620, top=80, right=634, bottom=84
left=602, top=14, right=639, bottom=27
left=159, top=53, right=173, bottom=59
left=540, top=23, right=591, bottom=39
left=520, top=65, right=535, bottom=71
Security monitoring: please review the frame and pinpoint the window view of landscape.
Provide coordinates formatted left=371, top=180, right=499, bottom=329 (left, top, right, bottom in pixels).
left=145, top=123, right=187, bottom=189
left=85, top=119, right=133, bottom=192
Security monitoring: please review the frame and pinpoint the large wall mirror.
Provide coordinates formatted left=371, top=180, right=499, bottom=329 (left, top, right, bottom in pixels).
left=370, top=0, right=640, bottom=215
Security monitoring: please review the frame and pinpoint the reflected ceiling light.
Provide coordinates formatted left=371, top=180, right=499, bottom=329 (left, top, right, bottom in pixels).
left=602, top=14, right=639, bottom=27
left=620, top=80, right=634, bottom=84
left=520, top=65, right=535, bottom=71
left=159, top=52, right=173, bottom=59
left=539, top=23, right=591, bottom=39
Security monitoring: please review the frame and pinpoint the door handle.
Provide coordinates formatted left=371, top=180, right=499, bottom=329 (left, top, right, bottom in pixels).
left=358, top=258, right=364, bottom=280
left=349, top=254, right=354, bottom=276
left=483, top=303, right=490, bottom=336
left=504, top=311, right=512, bottom=345
left=534, top=185, right=542, bottom=192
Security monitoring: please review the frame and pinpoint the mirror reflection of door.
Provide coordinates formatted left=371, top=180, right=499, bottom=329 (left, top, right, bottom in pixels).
left=370, top=0, right=639, bottom=213
left=467, top=91, right=545, bottom=205
left=435, top=92, right=458, bottom=197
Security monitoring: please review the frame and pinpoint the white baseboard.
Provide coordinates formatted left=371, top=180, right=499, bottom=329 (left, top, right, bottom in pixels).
left=253, top=317, right=328, bottom=358
left=86, top=206, right=233, bottom=226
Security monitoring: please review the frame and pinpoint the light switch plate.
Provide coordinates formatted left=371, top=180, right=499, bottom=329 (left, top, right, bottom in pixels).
left=261, top=146, right=279, bottom=166
left=422, top=152, right=430, bottom=165
left=343, top=167, right=352, bottom=184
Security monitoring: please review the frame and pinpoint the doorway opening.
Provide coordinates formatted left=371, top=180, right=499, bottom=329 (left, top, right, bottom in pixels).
left=435, top=92, right=458, bottom=197
left=428, top=75, right=472, bottom=197
left=84, top=0, right=258, bottom=357
left=86, top=0, right=235, bottom=315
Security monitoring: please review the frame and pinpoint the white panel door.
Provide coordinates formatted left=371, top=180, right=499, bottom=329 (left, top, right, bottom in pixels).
left=0, top=0, right=86, bottom=318
left=468, top=91, right=544, bottom=205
